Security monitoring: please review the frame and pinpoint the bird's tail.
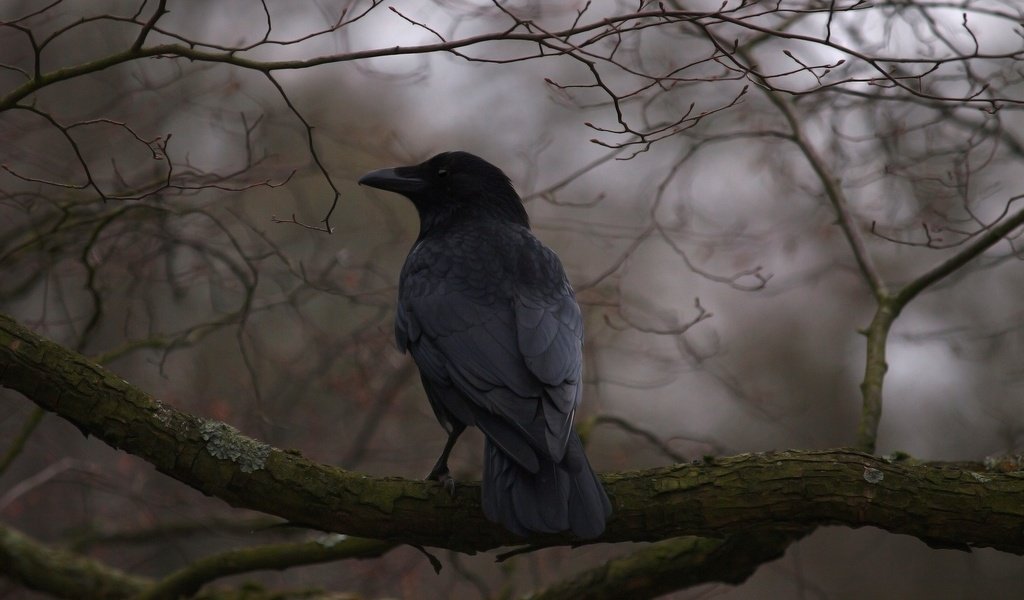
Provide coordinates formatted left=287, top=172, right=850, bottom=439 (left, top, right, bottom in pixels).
left=482, top=433, right=611, bottom=538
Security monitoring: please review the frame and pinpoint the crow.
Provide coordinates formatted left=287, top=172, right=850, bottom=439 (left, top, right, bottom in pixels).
left=359, top=151, right=611, bottom=538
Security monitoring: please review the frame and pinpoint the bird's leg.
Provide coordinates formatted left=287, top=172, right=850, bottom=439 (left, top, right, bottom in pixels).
left=427, top=423, right=465, bottom=496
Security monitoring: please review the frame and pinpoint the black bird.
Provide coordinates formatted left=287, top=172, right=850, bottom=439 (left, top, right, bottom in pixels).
left=359, top=151, right=611, bottom=538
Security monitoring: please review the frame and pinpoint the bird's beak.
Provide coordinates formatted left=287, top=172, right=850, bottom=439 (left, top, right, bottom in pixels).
left=358, top=167, right=427, bottom=194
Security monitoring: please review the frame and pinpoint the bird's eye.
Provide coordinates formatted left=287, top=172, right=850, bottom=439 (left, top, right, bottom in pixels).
left=437, top=168, right=448, bottom=177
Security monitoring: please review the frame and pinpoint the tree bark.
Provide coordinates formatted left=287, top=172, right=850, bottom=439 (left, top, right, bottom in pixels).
left=3, top=312, right=1023, bottom=554
left=524, top=530, right=806, bottom=600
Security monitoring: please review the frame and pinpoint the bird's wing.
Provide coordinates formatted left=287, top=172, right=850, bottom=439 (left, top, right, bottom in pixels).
left=513, top=272, right=583, bottom=461
left=398, top=232, right=583, bottom=468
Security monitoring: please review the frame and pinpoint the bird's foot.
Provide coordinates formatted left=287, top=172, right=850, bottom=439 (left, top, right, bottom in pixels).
left=426, top=468, right=457, bottom=496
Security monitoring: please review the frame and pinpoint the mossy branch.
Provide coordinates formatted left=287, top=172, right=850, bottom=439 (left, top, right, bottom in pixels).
left=4, top=312, right=1024, bottom=556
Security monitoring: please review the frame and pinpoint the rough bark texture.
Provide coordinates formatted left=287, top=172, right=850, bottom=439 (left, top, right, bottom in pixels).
left=3, top=312, right=1024, bottom=554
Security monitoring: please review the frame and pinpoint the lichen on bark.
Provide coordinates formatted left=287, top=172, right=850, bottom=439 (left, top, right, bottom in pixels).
left=199, top=421, right=270, bottom=473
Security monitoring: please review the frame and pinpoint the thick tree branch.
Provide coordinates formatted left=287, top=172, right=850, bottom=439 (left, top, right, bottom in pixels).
left=0, top=520, right=378, bottom=600
left=3, top=312, right=1024, bottom=554
left=140, top=536, right=395, bottom=600
left=0, top=522, right=148, bottom=599
left=525, top=530, right=807, bottom=600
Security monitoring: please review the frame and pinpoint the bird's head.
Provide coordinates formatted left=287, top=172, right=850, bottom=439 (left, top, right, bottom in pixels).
left=359, top=151, right=530, bottom=233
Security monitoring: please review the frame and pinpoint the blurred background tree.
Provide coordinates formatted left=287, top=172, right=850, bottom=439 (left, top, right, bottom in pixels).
left=3, top=1, right=1024, bottom=598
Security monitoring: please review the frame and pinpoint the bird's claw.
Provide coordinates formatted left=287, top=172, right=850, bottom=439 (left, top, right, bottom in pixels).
left=427, top=469, right=457, bottom=496
left=439, top=474, right=456, bottom=496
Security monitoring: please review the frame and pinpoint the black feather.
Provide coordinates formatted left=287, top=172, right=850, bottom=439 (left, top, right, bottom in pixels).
left=360, top=151, right=611, bottom=538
